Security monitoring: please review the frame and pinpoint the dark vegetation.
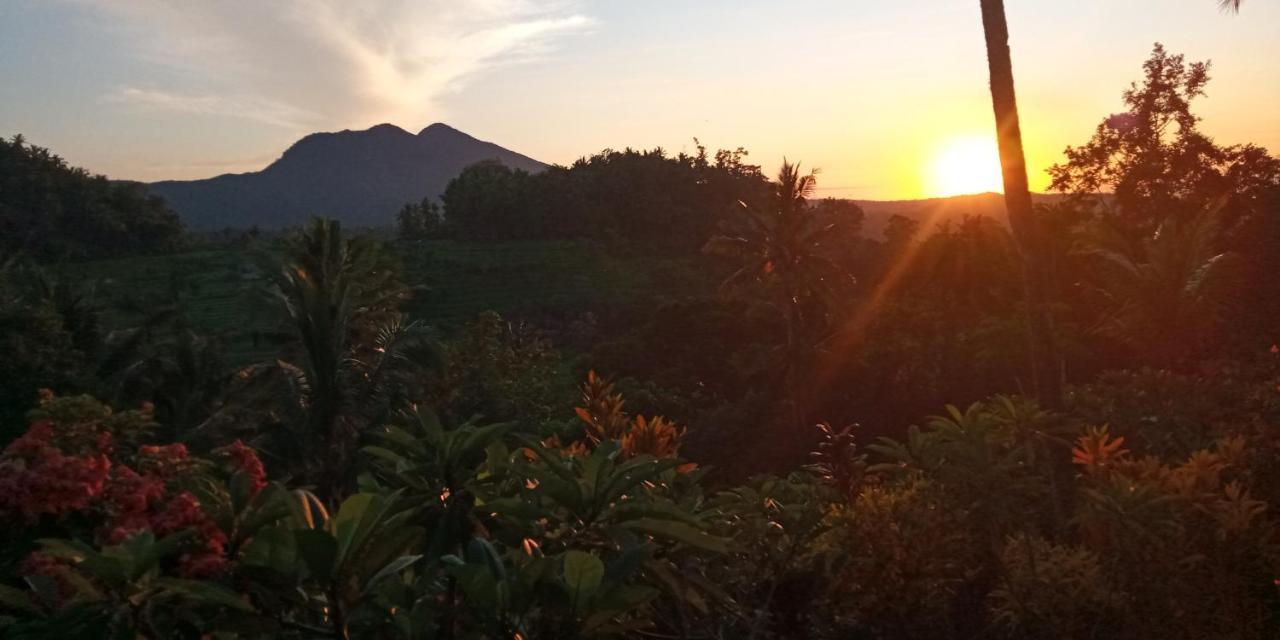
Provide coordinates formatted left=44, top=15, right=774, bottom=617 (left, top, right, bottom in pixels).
left=0, top=135, right=183, bottom=259
left=148, top=123, right=546, bottom=230
left=2, top=42, right=1280, bottom=638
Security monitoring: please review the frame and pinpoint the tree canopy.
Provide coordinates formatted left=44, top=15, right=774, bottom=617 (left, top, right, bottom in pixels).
left=0, top=135, right=184, bottom=259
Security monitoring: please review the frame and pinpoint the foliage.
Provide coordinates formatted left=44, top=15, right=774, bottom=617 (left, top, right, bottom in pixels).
left=4, top=38, right=1280, bottom=640
left=397, top=197, right=445, bottom=243
left=1048, top=44, right=1280, bottom=235
left=426, top=311, right=566, bottom=427
left=441, top=144, right=768, bottom=253
left=0, top=135, right=183, bottom=259
left=198, top=218, right=439, bottom=499
left=704, top=162, right=856, bottom=357
left=987, top=534, right=1117, bottom=638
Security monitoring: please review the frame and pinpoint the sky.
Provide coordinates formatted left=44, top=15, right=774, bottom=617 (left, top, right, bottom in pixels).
left=1, top=0, right=1277, bottom=200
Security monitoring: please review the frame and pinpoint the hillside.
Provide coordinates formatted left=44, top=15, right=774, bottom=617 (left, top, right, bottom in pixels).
left=148, top=123, right=546, bottom=230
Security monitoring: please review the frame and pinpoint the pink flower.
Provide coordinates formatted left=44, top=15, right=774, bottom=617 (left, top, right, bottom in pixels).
left=224, top=440, right=267, bottom=496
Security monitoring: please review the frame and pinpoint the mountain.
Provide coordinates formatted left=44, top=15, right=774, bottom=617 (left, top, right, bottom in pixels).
left=853, top=192, right=1071, bottom=239
left=148, top=123, right=547, bottom=230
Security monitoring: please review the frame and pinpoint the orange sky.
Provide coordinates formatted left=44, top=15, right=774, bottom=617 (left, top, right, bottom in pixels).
left=2, top=1, right=1277, bottom=200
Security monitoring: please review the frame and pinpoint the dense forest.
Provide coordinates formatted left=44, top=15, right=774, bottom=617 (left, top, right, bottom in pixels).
left=0, top=136, right=184, bottom=259
left=2, top=39, right=1280, bottom=639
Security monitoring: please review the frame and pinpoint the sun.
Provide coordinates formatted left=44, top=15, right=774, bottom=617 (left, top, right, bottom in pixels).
left=928, top=136, right=1003, bottom=197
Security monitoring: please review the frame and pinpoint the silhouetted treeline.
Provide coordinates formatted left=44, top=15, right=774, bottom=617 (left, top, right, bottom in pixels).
left=440, top=145, right=771, bottom=252
left=0, top=135, right=183, bottom=259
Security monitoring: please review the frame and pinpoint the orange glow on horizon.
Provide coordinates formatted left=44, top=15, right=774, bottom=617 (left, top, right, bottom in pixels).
left=927, top=136, right=1004, bottom=197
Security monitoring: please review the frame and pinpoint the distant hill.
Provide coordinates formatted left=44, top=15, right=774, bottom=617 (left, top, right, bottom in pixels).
left=853, top=192, right=1071, bottom=239
left=148, top=123, right=547, bottom=230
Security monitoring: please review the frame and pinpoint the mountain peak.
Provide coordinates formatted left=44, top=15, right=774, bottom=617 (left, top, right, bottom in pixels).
left=419, top=122, right=461, bottom=136
left=419, top=124, right=455, bottom=135
left=149, top=122, right=548, bottom=230
left=364, top=123, right=412, bottom=136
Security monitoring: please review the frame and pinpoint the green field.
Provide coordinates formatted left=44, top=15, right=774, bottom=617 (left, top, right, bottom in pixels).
left=67, top=239, right=702, bottom=365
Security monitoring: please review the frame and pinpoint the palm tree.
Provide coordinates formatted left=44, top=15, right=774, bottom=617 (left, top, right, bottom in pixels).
left=978, top=0, right=1062, bottom=407
left=199, top=218, right=438, bottom=500
left=1220, top=0, right=1242, bottom=11
left=1076, top=205, right=1244, bottom=366
left=704, top=161, right=854, bottom=425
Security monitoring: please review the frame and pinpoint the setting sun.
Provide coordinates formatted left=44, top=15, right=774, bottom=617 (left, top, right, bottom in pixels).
left=928, top=136, right=1003, bottom=197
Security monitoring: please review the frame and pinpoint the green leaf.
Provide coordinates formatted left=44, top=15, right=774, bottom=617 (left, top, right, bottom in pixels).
left=362, top=555, right=422, bottom=594
left=464, top=537, right=506, bottom=582
left=616, top=519, right=730, bottom=553
left=362, top=445, right=407, bottom=467
left=230, top=470, right=253, bottom=514
left=445, top=563, right=498, bottom=612
left=241, top=526, right=298, bottom=574
left=0, top=584, right=39, bottom=614
left=156, top=578, right=254, bottom=612
left=351, top=525, right=423, bottom=587
left=295, top=528, right=338, bottom=582
left=562, top=551, right=604, bottom=612
left=333, top=493, right=374, bottom=540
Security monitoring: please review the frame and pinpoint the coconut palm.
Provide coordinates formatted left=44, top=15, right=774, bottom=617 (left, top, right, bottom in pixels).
left=704, top=161, right=854, bottom=426
left=978, top=0, right=1062, bottom=407
left=199, top=218, right=438, bottom=500
left=705, top=162, right=854, bottom=358
left=1076, top=205, right=1244, bottom=366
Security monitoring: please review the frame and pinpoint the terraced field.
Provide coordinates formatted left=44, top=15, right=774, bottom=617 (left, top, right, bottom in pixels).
left=401, top=240, right=652, bottom=322
left=66, top=249, right=275, bottom=365
left=69, top=239, right=699, bottom=365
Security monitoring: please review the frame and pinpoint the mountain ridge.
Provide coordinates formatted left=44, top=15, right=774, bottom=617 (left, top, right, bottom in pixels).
left=149, top=122, right=547, bottom=230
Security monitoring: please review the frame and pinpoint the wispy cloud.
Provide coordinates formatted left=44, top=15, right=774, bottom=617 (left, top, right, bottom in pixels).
left=73, top=0, right=592, bottom=131
left=105, top=87, right=321, bottom=129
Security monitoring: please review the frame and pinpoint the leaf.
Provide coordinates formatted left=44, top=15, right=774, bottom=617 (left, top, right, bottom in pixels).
left=362, top=445, right=407, bottom=467
left=155, top=578, right=254, bottom=612
left=240, top=526, right=298, bottom=574
left=465, top=537, right=507, bottom=582
left=616, top=519, right=730, bottom=553
left=229, top=470, right=253, bottom=514
left=445, top=563, right=498, bottom=612
left=0, top=584, right=39, bottom=614
left=562, top=551, right=604, bottom=612
left=362, top=555, right=422, bottom=595
left=295, top=528, right=338, bottom=582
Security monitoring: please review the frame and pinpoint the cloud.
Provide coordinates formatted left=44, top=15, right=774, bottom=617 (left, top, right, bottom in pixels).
left=73, top=0, right=592, bottom=131
left=105, top=87, right=321, bottom=129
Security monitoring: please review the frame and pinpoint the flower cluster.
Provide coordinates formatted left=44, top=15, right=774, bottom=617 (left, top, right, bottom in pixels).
left=101, top=465, right=166, bottom=543
left=136, top=443, right=193, bottom=479
left=151, top=492, right=229, bottom=577
left=4, top=394, right=241, bottom=579
left=0, top=421, right=113, bottom=522
left=223, top=440, right=267, bottom=496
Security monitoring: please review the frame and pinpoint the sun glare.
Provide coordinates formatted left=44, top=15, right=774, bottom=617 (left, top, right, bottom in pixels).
left=928, top=136, right=1003, bottom=197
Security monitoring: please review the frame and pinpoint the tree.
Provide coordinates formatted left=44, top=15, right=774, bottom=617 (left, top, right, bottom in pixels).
left=441, top=160, right=534, bottom=241
left=1048, top=44, right=1280, bottom=236
left=396, top=197, right=444, bottom=242
left=703, top=161, right=855, bottom=425
left=978, top=0, right=1062, bottom=408
left=0, top=135, right=183, bottom=259
left=1075, top=206, right=1245, bottom=366
left=200, top=218, right=437, bottom=500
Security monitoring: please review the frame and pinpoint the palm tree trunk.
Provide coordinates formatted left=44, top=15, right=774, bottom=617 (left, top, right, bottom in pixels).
left=979, top=0, right=1063, bottom=408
